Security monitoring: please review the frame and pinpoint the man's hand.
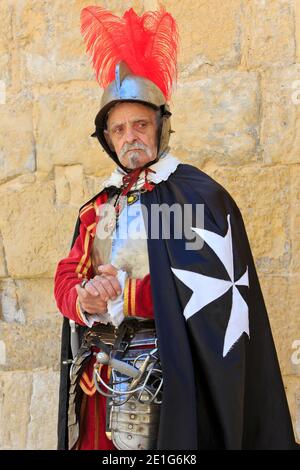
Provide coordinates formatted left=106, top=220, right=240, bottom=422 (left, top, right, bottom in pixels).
left=97, top=264, right=118, bottom=277
left=75, top=283, right=108, bottom=314
left=75, top=264, right=122, bottom=315
left=92, top=264, right=122, bottom=300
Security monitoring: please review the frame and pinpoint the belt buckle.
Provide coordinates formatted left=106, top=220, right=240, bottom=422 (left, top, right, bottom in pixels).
left=115, top=340, right=129, bottom=354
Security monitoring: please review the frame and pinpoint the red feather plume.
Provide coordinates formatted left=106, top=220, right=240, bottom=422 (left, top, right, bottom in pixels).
left=80, top=5, right=179, bottom=100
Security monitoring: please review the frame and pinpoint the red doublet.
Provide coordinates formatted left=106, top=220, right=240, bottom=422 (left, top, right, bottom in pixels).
left=54, top=191, right=154, bottom=450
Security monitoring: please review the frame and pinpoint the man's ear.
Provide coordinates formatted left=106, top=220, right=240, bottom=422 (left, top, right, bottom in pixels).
left=103, top=130, right=115, bottom=152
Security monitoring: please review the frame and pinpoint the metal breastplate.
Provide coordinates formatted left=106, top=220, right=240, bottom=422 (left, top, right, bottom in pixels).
left=92, top=321, right=162, bottom=451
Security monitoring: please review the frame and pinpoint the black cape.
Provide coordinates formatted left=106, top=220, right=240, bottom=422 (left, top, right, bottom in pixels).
left=57, top=163, right=298, bottom=450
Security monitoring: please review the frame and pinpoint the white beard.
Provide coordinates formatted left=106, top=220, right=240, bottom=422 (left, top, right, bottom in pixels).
left=127, top=150, right=141, bottom=168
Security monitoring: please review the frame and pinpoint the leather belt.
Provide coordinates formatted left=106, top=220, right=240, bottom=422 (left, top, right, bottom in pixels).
left=83, top=318, right=156, bottom=356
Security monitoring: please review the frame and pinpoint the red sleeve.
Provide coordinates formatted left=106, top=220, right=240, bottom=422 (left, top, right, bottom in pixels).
left=54, top=220, right=93, bottom=326
left=54, top=194, right=108, bottom=326
left=123, top=274, right=154, bottom=319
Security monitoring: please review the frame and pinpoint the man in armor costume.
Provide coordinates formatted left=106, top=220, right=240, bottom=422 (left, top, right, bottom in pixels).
left=54, top=5, right=298, bottom=450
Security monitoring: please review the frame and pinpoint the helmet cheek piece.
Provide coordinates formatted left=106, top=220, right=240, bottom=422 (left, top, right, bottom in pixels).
left=158, top=104, right=173, bottom=159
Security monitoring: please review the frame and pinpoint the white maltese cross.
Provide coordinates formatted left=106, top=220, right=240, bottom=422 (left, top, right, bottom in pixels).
left=172, top=214, right=249, bottom=357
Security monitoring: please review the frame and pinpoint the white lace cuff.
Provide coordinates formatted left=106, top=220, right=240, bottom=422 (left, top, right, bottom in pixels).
left=78, top=302, right=111, bottom=327
left=107, top=269, right=128, bottom=327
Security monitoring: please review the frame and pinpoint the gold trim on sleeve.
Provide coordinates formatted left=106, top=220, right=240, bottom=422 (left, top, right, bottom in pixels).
left=123, top=277, right=130, bottom=317
left=76, top=295, right=85, bottom=323
left=76, top=230, right=91, bottom=275
left=130, top=279, right=136, bottom=316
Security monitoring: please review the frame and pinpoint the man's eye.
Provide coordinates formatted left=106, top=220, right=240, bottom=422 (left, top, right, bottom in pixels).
left=112, top=127, right=123, bottom=134
left=137, top=122, right=148, bottom=129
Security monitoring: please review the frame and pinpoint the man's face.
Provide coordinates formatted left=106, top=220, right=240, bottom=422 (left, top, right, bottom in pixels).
left=104, top=102, right=158, bottom=170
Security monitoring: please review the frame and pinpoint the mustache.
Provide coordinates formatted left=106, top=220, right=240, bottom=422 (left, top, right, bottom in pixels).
left=119, top=142, right=152, bottom=160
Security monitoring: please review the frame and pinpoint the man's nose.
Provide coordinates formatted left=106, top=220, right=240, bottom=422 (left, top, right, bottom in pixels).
left=124, top=126, right=137, bottom=143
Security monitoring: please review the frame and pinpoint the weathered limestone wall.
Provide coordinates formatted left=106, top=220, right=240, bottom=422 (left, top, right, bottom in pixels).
left=0, top=0, right=299, bottom=449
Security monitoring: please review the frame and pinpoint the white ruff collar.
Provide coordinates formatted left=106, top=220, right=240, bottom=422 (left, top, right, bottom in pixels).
left=102, top=152, right=181, bottom=190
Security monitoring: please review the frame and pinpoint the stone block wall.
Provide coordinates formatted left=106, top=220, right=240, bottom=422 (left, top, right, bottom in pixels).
left=0, top=0, right=299, bottom=448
